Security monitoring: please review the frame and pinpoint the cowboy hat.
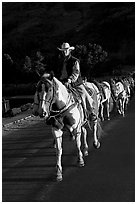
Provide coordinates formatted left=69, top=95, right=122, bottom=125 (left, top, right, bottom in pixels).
left=57, top=42, right=75, bottom=51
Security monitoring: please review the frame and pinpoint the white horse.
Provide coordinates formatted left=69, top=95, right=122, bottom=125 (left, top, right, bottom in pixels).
left=112, top=80, right=129, bottom=117
left=33, top=72, right=102, bottom=181
left=122, top=78, right=131, bottom=103
left=99, top=81, right=112, bottom=121
left=83, top=81, right=101, bottom=110
left=84, top=81, right=112, bottom=121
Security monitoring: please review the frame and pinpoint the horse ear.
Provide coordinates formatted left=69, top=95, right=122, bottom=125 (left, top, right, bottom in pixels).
left=50, top=71, right=54, bottom=80
left=41, top=71, right=54, bottom=85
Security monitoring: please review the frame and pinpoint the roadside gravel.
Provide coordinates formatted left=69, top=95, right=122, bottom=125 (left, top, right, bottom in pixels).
left=2, top=109, right=44, bottom=136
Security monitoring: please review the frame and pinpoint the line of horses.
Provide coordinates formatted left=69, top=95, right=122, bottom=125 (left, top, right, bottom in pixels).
left=33, top=72, right=135, bottom=181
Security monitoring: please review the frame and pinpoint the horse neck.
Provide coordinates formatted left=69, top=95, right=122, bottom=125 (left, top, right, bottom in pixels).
left=53, top=77, right=70, bottom=109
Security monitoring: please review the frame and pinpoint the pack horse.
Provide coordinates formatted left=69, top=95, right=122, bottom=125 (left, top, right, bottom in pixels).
left=111, top=80, right=129, bottom=117
left=33, top=72, right=102, bottom=181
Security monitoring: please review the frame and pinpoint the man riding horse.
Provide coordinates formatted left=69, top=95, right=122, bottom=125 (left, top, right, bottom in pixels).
left=32, top=43, right=102, bottom=181
left=57, top=42, right=97, bottom=123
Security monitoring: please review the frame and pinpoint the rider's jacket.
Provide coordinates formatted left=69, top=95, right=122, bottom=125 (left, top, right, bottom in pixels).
left=59, top=55, right=83, bottom=87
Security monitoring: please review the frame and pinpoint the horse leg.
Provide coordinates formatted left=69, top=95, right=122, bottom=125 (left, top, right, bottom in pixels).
left=125, top=97, right=129, bottom=110
left=53, top=138, right=56, bottom=148
left=119, top=99, right=123, bottom=115
left=116, top=100, right=119, bottom=114
left=82, top=126, right=88, bottom=156
left=100, top=103, right=104, bottom=121
left=75, top=129, right=85, bottom=167
left=125, top=92, right=130, bottom=109
left=93, top=120, right=101, bottom=149
left=122, top=98, right=125, bottom=117
left=52, top=128, right=63, bottom=182
left=106, top=99, right=110, bottom=120
left=117, top=100, right=121, bottom=115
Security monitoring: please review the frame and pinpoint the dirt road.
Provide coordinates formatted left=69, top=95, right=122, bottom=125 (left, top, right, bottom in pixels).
left=2, top=98, right=135, bottom=202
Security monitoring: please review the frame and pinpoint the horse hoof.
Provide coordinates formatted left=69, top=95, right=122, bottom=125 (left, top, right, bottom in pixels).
left=107, top=118, right=110, bottom=121
left=118, top=110, right=121, bottom=114
left=53, top=140, right=56, bottom=148
left=57, top=175, right=63, bottom=182
left=84, top=151, right=88, bottom=157
left=93, top=141, right=101, bottom=149
left=78, top=159, right=85, bottom=167
left=83, top=148, right=88, bottom=156
left=79, top=162, right=85, bottom=167
left=69, top=135, right=75, bottom=141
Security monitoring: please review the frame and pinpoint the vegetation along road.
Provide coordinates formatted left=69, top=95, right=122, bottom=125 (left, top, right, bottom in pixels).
left=2, top=97, right=135, bottom=202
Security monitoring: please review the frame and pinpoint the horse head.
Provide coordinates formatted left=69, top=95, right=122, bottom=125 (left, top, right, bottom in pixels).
left=33, top=71, right=71, bottom=119
left=115, top=81, right=125, bottom=97
left=33, top=71, right=55, bottom=118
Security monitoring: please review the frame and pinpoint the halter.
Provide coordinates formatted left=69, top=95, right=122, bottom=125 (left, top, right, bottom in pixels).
left=34, top=94, right=51, bottom=106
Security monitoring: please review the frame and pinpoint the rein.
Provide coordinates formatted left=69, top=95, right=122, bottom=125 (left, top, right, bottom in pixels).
left=44, top=79, right=76, bottom=118
left=50, top=95, right=73, bottom=115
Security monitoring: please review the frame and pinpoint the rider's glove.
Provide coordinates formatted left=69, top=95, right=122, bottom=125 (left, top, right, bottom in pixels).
left=65, top=79, right=71, bottom=88
left=67, top=79, right=71, bottom=84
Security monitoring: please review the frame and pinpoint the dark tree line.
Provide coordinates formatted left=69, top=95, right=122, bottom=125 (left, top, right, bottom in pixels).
left=73, top=43, right=108, bottom=79
left=3, top=42, right=108, bottom=83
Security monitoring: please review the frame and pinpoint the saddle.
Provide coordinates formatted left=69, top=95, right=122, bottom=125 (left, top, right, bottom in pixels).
left=67, top=86, right=82, bottom=104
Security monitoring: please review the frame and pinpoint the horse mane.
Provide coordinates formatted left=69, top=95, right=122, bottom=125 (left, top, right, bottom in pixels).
left=53, top=77, right=69, bottom=96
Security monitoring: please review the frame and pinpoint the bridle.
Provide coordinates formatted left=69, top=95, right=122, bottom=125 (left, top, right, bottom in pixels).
left=36, top=78, right=76, bottom=118
left=33, top=81, right=54, bottom=113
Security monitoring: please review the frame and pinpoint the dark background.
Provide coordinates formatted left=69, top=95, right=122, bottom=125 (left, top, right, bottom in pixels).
left=2, top=2, right=135, bottom=90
